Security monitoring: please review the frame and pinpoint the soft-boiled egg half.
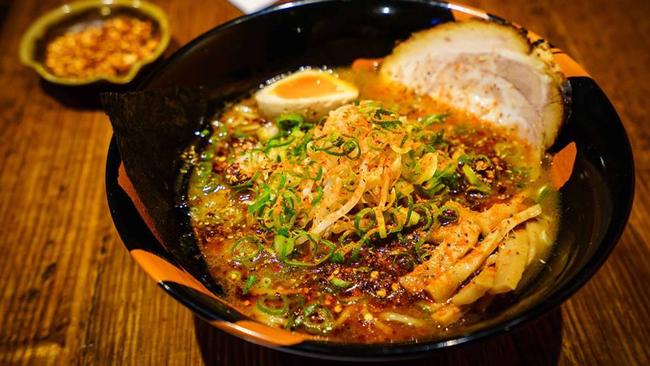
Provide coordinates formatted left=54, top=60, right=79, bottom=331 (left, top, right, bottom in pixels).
left=255, top=69, right=359, bottom=119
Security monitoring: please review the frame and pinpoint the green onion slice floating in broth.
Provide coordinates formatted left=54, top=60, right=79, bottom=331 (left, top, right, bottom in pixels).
left=256, top=295, right=289, bottom=316
left=231, top=236, right=262, bottom=262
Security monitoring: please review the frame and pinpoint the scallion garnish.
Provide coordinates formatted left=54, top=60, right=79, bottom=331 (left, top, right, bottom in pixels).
left=330, top=277, right=352, bottom=289
left=256, top=295, right=289, bottom=316
left=231, top=236, right=262, bottom=262
left=301, top=304, right=334, bottom=334
left=461, top=164, right=491, bottom=194
left=276, top=113, right=304, bottom=131
left=421, top=113, right=449, bottom=126
left=242, top=275, right=256, bottom=295
left=273, top=234, right=295, bottom=261
left=311, top=135, right=361, bottom=160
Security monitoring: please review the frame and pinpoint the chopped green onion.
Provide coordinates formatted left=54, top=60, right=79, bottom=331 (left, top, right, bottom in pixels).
left=302, top=304, right=334, bottom=334
left=357, top=100, right=383, bottom=115
left=242, top=275, right=256, bottom=295
left=337, top=229, right=357, bottom=245
left=300, top=121, right=315, bottom=131
left=256, top=295, right=289, bottom=316
left=276, top=113, right=304, bottom=131
left=403, top=195, right=417, bottom=227
left=292, top=131, right=313, bottom=158
left=349, top=229, right=377, bottom=262
left=354, top=207, right=376, bottom=235
left=257, top=123, right=280, bottom=142
left=458, top=154, right=473, bottom=165
left=265, top=135, right=295, bottom=152
left=248, top=190, right=273, bottom=216
left=386, top=209, right=404, bottom=234
left=231, top=179, right=254, bottom=191
left=461, top=164, right=491, bottom=194
left=300, top=166, right=323, bottom=181
left=394, top=180, right=414, bottom=198
left=399, top=134, right=408, bottom=147
left=268, top=173, right=287, bottom=191
left=231, top=236, right=262, bottom=262
left=413, top=203, right=433, bottom=230
left=330, top=277, right=353, bottom=289
left=303, top=302, right=320, bottom=316
left=330, top=251, right=344, bottom=263
left=311, top=186, right=324, bottom=206
left=374, top=120, right=402, bottom=130
left=421, top=113, right=449, bottom=126
left=374, top=108, right=396, bottom=117
left=350, top=244, right=362, bottom=262
left=311, top=135, right=361, bottom=160
left=260, top=207, right=277, bottom=230
left=277, top=191, right=298, bottom=230
left=284, top=233, right=336, bottom=267
left=418, top=129, right=446, bottom=147
left=421, top=163, right=458, bottom=197
left=376, top=208, right=388, bottom=238
left=414, top=236, right=428, bottom=261
left=536, top=185, right=551, bottom=203
left=473, top=154, right=494, bottom=167
left=232, top=130, right=250, bottom=139
left=458, top=153, right=493, bottom=168
left=273, top=234, right=295, bottom=260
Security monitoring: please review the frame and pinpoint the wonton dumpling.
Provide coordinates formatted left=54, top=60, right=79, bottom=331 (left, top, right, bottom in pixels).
left=381, top=20, right=566, bottom=153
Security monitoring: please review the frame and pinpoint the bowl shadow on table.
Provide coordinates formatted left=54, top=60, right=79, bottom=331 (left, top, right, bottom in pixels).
left=193, top=308, right=563, bottom=366
left=38, top=37, right=181, bottom=110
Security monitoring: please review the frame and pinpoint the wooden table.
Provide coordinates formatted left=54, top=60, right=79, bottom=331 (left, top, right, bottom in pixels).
left=1, top=0, right=648, bottom=364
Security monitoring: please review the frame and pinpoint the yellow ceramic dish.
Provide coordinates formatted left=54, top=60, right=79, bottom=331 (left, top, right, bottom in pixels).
left=19, top=0, right=170, bottom=85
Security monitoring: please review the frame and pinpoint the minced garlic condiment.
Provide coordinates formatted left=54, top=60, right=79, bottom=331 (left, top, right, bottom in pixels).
left=44, top=16, right=160, bottom=80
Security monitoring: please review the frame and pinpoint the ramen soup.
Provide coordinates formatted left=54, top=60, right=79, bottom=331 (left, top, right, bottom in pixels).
left=178, top=15, right=572, bottom=345
left=181, top=64, right=561, bottom=342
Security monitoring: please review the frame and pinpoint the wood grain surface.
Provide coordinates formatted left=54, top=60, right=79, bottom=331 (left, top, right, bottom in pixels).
left=1, top=0, right=648, bottom=365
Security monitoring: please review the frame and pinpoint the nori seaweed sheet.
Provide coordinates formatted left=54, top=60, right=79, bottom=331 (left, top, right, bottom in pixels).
left=101, top=88, right=221, bottom=292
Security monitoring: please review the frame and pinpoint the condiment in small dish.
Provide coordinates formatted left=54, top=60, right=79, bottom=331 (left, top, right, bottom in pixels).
left=20, top=0, right=170, bottom=85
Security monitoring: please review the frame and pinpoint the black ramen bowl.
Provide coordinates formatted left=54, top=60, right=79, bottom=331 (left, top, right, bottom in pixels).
left=105, top=0, right=634, bottom=360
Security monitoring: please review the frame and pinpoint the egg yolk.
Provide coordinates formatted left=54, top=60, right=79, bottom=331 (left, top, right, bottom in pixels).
left=273, top=74, right=341, bottom=99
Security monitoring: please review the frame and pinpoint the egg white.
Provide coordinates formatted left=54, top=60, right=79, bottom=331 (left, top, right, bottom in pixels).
left=255, top=70, right=359, bottom=119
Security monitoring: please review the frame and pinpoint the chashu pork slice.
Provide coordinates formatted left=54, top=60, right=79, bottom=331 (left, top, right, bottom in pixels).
left=381, top=20, right=567, bottom=153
